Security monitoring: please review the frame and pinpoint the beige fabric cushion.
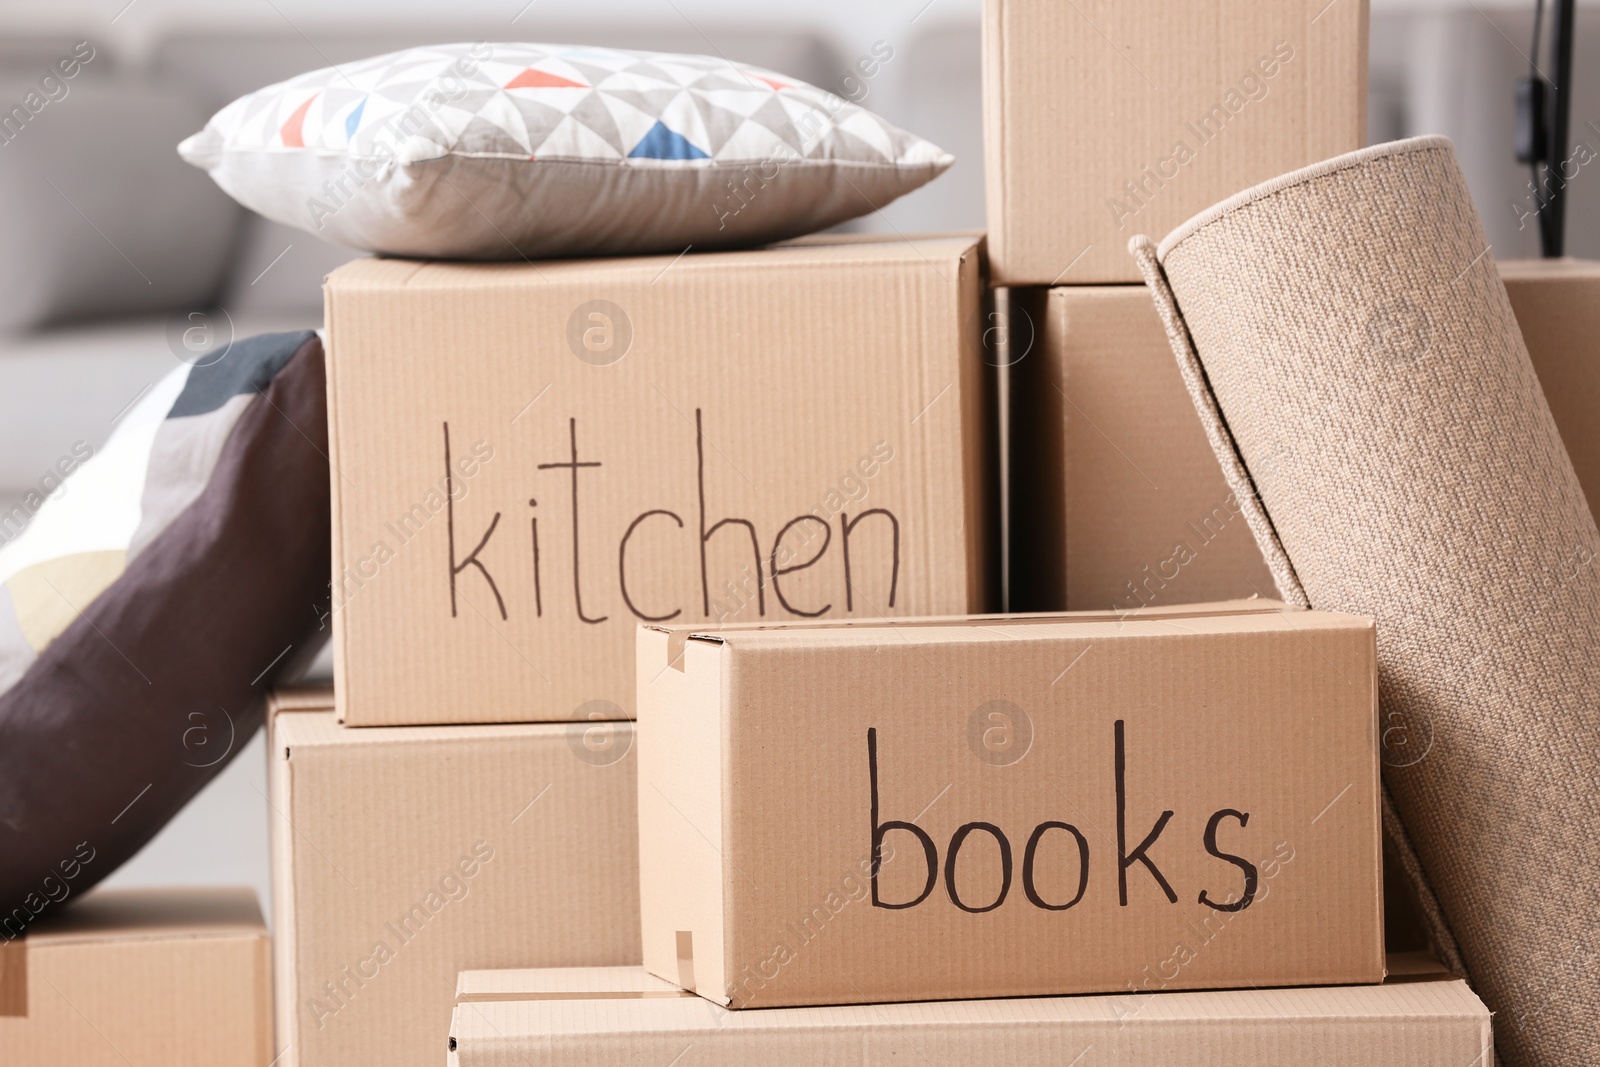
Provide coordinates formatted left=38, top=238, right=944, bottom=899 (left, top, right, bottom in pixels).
left=1130, top=135, right=1600, bottom=1067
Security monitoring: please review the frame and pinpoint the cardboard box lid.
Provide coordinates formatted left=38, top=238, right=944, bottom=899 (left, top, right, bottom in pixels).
left=271, top=701, right=611, bottom=750
left=670, top=599, right=1350, bottom=645
left=645, top=595, right=1284, bottom=633
left=647, top=597, right=1342, bottom=660
left=21, top=885, right=264, bottom=947
left=448, top=956, right=1491, bottom=1064
left=643, top=597, right=1288, bottom=668
left=330, top=235, right=984, bottom=292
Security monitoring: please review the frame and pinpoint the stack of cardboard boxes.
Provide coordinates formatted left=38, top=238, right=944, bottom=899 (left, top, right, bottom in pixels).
left=278, top=0, right=1522, bottom=1061
left=270, top=4, right=1499, bottom=1063
left=272, top=235, right=996, bottom=1066
left=997, top=0, right=1369, bottom=611
left=994, top=2, right=1600, bottom=614
left=48, top=0, right=1600, bottom=1060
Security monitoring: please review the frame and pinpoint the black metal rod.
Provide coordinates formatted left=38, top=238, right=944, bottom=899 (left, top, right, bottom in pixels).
left=1544, top=0, right=1576, bottom=257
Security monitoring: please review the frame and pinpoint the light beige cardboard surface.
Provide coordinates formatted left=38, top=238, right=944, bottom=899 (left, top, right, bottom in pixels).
left=983, top=0, right=1368, bottom=284
left=1009, top=266, right=1600, bottom=612
left=267, top=693, right=640, bottom=1067
left=324, top=235, right=993, bottom=726
left=0, top=886, right=270, bottom=1066
left=447, top=955, right=1490, bottom=1065
left=638, top=602, right=1382, bottom=1008
left=1502, top=258, right=1600, bottom=525
left=1010, top=285, right=1276, bottom=611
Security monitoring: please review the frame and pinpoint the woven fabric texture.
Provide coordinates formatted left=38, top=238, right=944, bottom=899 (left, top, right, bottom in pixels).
left=1130, top=135, right=1600, bottom=1067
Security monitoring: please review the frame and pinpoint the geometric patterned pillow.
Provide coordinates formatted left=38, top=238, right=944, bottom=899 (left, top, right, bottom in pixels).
left=0, top=331, right=331, bottom=937
left=176, top=43, right=952, bottom=259
left=1, top=334, right=297, bottom=688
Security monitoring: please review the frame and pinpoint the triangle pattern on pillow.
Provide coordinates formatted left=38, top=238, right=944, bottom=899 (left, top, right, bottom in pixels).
left=505, top=68, right=587, bottom=90
left=628, top=120, right=709, bottom=160
left=197, top=42, right=939, bottom=169
left=279, top=93, right=318, bottom=148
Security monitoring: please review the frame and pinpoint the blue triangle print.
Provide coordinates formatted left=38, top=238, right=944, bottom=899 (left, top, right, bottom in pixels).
left=344, top=97, right=367, bottom=139
left=628, top=120, right=709, bottom=160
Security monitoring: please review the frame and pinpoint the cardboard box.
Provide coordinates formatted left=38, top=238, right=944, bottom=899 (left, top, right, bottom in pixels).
left=1502, top=258, right=1600, bottom=522
left=324, top=235, right=994, bottom=726
left=983, top=0, right=1368, bottom=285
left=268, top=690, right=640, bottom=1067
left=0, top=886, right=270, bottom=1066
left=637, top=601, right=1383, bottom=1008
left=1010, top=286, right=1275, bottom=611
left=447, top=955, right=1490, bottom=1065
left=1008, top=264, right=1600, bottom=612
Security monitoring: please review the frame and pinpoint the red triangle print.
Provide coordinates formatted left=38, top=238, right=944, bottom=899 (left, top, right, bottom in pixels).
left=279, top=93, right=317, bottom=148
left=504, top=68, right=588, bottom=90
left=747, top=72, right=790, bottom=91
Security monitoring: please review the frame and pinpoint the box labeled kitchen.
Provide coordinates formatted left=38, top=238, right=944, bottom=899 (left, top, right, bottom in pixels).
left=0, top=886, right=270, bottom=1066
left=637, top=601, right=1382, bottom=1008
left=1009, top=286, right=1275, bottom=611
left=324, top=235, right=992, bottom=726
left=983, top=0, right=1367, bottom=284
left=267, top=690, right=640, bottom=1067
left=447, top=956, right=1488, bottom=1065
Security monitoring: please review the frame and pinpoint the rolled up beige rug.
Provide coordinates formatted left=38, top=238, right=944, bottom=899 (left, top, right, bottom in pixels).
left=1130, top=135, right=1600, bottom=1067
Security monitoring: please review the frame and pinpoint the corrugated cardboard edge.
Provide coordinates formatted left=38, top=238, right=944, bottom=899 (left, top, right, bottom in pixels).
left=636, top=627, right=732, bottom=1005
left=268, top=685, right=335, bottom=716
left=1498, top=256, right=1600, bottom=280
left=324, top=268, right=351, bottom=727
left=979, top=0, right=1011, bottom=284
left=18, top=886, right=265, bottom=945
left=252, top=929, right=274, bottom=1067
left=1359, top=621, right=1389, bottom=983
left=780, top=230, right=987, bottom=250
left=958, top=236, right=998, bottom=614
left=448, top=958, right=1491, bottom=1065
left=648, top=600, right=1298, bottom=651
left=267, top=708, right=301, bottom=1067
left=324, top=262, right=429, bottom=727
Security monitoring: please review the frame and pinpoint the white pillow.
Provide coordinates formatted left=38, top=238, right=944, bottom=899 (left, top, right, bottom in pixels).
left=177, top=42, right=952, bottom=260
